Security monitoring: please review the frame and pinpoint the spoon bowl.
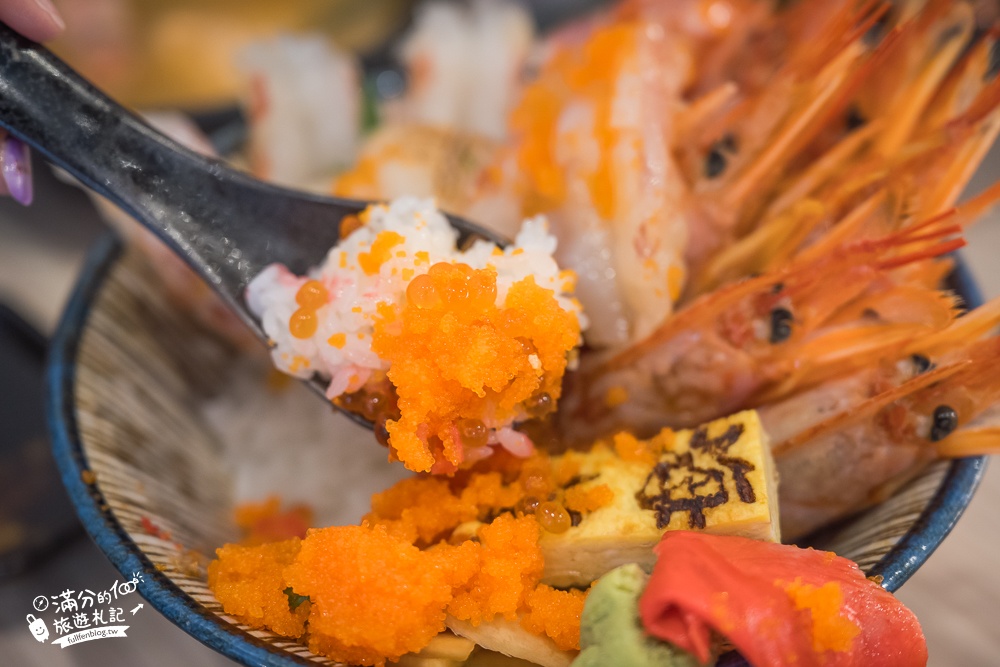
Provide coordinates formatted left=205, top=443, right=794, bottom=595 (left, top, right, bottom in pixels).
left=0, top=22, right=505, bottom=426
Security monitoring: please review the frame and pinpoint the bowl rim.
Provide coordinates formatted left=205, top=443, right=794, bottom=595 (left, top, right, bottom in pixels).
left=46, top=232, right=316, bottom=667
left=46, top=231, right=989, bottom=665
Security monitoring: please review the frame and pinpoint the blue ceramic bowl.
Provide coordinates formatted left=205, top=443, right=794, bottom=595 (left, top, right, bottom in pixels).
left=47, top=233, right=988, bottom=666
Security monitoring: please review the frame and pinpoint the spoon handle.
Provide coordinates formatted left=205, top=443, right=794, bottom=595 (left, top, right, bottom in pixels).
left=0, top=23, right=351, bottom=309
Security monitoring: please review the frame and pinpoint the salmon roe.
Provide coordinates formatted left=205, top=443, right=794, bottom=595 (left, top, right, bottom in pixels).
left=295, top=280, right=328, bottom=309
left=537, top=501, right=572, bottom=534
left=289, top=308, right=318, bottom=339
left=405, top=273, right=442, bottom=309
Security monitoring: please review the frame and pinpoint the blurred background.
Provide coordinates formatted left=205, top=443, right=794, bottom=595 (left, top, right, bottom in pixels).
left=1, top=0, right=999, bottom=665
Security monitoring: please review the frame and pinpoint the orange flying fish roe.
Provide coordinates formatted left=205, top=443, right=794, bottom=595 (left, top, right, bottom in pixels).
left=510, top=20, right=635, bottom=218
left=782, top=578, right=861, bottom=654
left=447, top=514, right=545, bottom=624
left=289, top=308, right=318, bottom=339
left=207, top=539, right=309, bottom=638
left=365, top=476, right=477, bottom=545
left=564, top=483, right=614, bottom=514
left=520, top=584, right=588, bottom=651
left=327, top=333, right=347, bottom=349
left=358, top=230, right=405, bottom=275
left=613, top=429, right=674, bottom=466
left=285, top=524, right=465, bottom=666
left=210, top=487, right=584, bottom=664
left=372, top=268, right=579, bottom=472
left=295, top=280, right=328, bottom=309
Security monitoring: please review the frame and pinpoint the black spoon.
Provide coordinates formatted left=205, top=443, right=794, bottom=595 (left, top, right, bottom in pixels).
left=0, top=23, right=506, bottom=428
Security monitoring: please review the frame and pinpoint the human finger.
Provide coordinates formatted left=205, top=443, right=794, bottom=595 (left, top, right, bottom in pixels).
left=0, top=0, right=65, bottom=43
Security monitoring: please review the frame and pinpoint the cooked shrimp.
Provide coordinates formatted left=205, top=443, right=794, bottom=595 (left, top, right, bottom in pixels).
left=559, top=222, right=964, bottom=440
left=773, top=333, right=1000, bottom=539
left=682, top=0, right=1000, bottom=295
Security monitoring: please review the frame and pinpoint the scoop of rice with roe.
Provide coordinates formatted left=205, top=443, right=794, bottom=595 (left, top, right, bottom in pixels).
left=246, top=197, right=585, bottom=472
left=208, top=513, right=586, bottom=666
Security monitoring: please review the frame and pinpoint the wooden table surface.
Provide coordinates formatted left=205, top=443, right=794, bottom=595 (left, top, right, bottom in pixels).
left=1, top=161, right=999, bottom=665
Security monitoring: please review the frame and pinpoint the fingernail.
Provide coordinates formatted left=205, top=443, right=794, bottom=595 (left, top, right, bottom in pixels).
left=32, top=0, right=66, bottom=33
left=2, top=137, right=33, bottom=205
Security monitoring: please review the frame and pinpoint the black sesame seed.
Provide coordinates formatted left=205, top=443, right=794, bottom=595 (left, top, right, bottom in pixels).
left=704, top=146, right=727, bottom=179
left=929, top=405, right=958, bottom=442
left=769, top=307, right=794, bottom=344
left=910, top=354, right=934, bottom=374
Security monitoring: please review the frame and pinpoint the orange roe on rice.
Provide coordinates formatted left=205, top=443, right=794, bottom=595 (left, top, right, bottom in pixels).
left=207, top=539, right=309, bottom=638
left=372, top=264, right=580, bottom=472
left=209, top=499, right=588, bottom=664
left=358, top=230, right=405, bottom=275
left=520, top=584, right=588, bottom=651
left=447, top=514, right=545, bottom=624
left=366, top=476, right=477, bottom=544
left=285, top=524, right=469, bottom=666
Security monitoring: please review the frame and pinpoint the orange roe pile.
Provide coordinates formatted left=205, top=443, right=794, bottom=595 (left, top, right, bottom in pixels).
left=448, top=514, right=545, bottom=623
left=521, top=584, right=589, bottom=651
left=286, top=524, right=470, bottom=666
left=371, top=262, right=580, bottom=473
left=207, top=451, right=613, bottom=665
left=207, top=539, right=309, bottom=638
left=208, top=514, right=583, bottom=666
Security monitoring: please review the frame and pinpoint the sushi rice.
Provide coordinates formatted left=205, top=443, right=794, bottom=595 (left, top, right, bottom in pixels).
left=247, top=195, right=586, bottom=403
